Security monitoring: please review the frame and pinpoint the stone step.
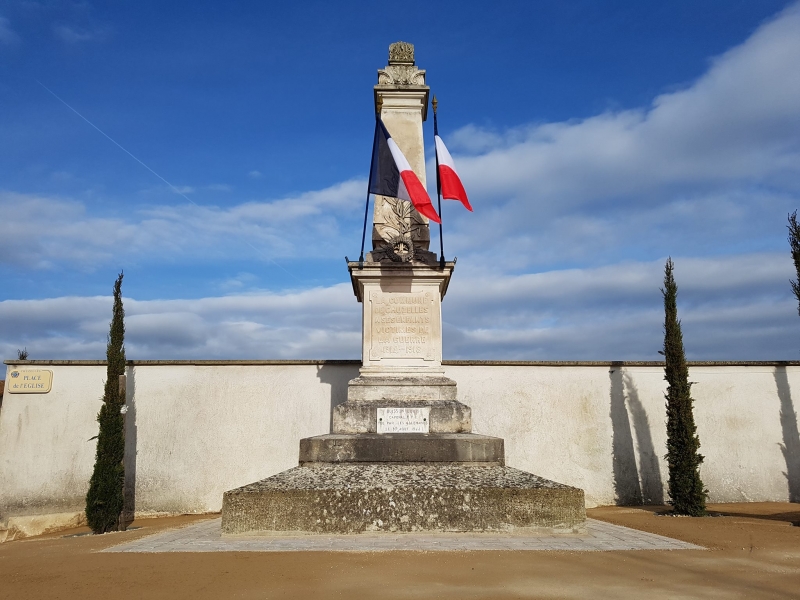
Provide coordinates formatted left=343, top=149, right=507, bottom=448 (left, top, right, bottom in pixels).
left=299, top=433, right=504, bottom=466
left=222, top=464, right=586, bottom=535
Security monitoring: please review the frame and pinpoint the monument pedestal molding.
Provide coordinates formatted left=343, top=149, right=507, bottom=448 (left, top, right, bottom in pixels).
left=220, top=41, right=586, bottom=536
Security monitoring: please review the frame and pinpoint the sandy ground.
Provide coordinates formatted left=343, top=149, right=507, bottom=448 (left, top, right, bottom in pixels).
left=0, top=503, right=798, bottom=600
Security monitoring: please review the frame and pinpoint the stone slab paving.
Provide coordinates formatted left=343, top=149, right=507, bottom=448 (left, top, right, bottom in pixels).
left=103, top=518, right=703, bottom=553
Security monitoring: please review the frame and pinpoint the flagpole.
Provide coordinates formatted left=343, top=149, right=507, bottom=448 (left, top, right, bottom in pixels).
left=432, top=95, right=445, bottom=268
left=359, top=97, right=383, bottom=265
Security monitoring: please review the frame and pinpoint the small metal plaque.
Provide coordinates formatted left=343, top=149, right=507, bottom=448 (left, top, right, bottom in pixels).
left=377, top=407, right=430, bottom=434
left=6, top=369, right=53, bottom=394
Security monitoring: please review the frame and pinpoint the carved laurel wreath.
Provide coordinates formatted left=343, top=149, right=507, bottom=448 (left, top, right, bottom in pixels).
left=387, top=235, right=415, bottom=263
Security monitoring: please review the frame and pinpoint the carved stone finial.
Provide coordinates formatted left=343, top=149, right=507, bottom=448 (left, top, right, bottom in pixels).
left=389, top=41, right=414, bottom=65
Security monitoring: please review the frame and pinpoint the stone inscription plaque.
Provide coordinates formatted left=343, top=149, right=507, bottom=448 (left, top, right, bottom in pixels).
left=369, top=290, right=434, bottom=360
left=6, top=369, right=53, bottom=394
left=377, top=407, right=430, bottom=433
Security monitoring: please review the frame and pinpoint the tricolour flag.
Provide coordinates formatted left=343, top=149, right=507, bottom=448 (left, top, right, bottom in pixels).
left=369, top=119, right=441, bottom=224
left=434, top=135, right=472, bottom=212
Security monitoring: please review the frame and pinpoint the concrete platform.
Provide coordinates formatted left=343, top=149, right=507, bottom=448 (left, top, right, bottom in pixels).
left=221, top=464, right=585, bottom=535
left=299, top=433, right=504, bottom=465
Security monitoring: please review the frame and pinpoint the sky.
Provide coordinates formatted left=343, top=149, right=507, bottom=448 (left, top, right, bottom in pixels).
left=1, top=0, right=799, bottom=361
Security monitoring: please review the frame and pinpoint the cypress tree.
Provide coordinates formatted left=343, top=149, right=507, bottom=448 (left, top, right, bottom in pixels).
left=662, top=258, right=707, bottom=516
left=86, top=272, right=126, bottom=533
left=787, top=211, right=800, bottom=313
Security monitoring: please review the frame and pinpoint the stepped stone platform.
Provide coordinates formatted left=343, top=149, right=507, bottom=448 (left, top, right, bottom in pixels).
left=221, top=464, right=586, bottom=535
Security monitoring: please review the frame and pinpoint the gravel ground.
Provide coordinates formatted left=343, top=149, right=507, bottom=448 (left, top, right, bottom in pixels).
left=0, top=502, right=798, bottom=599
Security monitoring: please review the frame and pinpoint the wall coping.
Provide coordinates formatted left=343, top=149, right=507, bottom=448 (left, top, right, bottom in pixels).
left=5, top=359, right=800, bottom=367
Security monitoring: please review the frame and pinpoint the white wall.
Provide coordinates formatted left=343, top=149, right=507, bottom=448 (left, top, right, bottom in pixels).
left=2, top=360, right=798, bottom=538
left=127, top=362, right=356, bottom=514
left=0, top=364, right=105, bottom=517
left=451, top=363, right=800, bottom=507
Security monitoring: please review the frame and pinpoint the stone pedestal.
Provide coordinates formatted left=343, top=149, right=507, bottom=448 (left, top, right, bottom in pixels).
left=333, top=261, right=472, bottom=434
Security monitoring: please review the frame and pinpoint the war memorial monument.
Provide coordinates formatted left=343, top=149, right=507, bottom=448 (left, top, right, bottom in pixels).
left=221, top=43, right=586, bottom=535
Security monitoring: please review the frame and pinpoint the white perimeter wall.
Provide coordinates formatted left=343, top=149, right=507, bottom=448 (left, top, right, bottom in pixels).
left=2, top=360, right=799, bottom=535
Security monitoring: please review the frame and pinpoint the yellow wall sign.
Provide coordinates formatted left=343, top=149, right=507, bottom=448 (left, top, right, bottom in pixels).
left=6, top=370, right=53, bottom=394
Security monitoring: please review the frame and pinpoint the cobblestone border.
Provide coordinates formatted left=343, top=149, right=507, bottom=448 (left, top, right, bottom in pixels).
left=102, top=518, right=703, bottom=553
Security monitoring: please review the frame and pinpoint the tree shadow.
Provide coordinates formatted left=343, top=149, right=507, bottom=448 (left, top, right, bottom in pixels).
left=774, top=365, right=800, bottom=502
left=316, top=362, right=360, bottom=433
left=709, top=509, right=800, bottom=525
left=623, top=372, right=664, bottom=504
left=601, top=505, right=800, bottom=525
left=609, top=366, right=642, bottom=505
left=122, top=365, right=137, bottom=528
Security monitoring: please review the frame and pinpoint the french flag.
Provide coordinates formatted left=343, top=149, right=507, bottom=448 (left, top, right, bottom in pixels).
left=434, top=135, right=472, bottom=212
left=369, top=119, right=441, bottom=224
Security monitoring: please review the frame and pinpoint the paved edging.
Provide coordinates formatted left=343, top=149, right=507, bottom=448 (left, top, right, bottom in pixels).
left=102, top=518, right=703, bottom=553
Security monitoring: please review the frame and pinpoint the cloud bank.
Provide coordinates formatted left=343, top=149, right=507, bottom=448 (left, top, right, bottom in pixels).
left=2, top=253, right=797, bottom=361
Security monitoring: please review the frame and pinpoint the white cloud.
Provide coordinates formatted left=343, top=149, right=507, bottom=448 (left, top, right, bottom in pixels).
left=248, top=170, right=263, bottom=179
left=442, top=3, right=800, bottom=237
left=0, top=284, right=361, bottom=360
left=0, top=192, right=131, bottom=268
left=443, top=253, right=798, bottom=360
left=414, top=6, right=800, bottom=283
left=0, top=179, right=364, bottom=269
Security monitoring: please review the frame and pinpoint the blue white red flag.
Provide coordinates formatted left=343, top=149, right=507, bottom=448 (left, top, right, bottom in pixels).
left=368, top=119, right=441, bottom=224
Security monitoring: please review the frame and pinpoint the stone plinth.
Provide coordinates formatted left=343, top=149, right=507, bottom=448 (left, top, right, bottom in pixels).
left=333, top=398, right=471, bottom=434
left=336, top=261, right=473, bottom=433
left=348, top=261, right=453, bottom=370
left=221, top=465, right=586, bottom=535
left=299, top=433, right=503, bottom=465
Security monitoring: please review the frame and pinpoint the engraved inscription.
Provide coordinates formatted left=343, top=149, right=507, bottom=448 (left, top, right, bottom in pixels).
left=377, top=407, right=430, bottom=434
left=370, top=291, right=434, bottom=360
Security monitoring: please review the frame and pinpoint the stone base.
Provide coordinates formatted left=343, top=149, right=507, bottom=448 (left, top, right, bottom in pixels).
left=333, top=399, right=471, bottom=433
left=347, top=375, right=457, bottom=403
left=221, top=464, right=586, bottom=535
left=299, top=433, right=504, bottom=466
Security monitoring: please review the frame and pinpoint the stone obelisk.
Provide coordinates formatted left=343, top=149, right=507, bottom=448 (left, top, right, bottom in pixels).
left=221, top=43, right=586, bottom=536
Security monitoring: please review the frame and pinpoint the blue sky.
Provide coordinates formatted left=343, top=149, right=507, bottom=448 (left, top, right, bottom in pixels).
left=1, top=0, right=799, bottom=360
